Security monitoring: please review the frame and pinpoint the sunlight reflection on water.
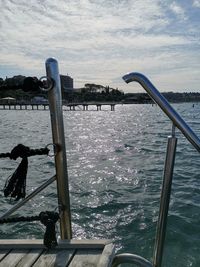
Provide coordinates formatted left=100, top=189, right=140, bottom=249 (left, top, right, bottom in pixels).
left=0, top=103, right=199, bottom=267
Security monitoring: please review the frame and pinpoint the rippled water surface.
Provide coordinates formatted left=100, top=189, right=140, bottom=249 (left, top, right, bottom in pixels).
left=0, top=103, right=199, bottom=267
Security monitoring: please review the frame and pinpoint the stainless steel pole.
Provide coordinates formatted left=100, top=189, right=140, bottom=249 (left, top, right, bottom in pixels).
left=122, top=72, right=200, bottom=153
left=112, top=253, right=153, bottom=267
left=153, top=134, right=177, bottom=267
left=45, top=58, right=72, bottom=239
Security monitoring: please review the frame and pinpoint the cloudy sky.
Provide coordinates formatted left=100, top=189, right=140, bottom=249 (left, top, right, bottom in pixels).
left=0, top=0, right=199, bottom=92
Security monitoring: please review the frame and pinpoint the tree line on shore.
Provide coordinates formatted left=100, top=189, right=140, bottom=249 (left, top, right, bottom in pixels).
left=0, top=75, right=200, bottom=104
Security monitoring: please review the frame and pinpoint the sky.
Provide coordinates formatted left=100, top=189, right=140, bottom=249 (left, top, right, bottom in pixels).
left=0, top=0, right=200, bottom=93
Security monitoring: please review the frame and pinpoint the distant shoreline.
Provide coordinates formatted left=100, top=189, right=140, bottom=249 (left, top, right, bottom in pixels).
left=1, top=89, right=200, bottom=105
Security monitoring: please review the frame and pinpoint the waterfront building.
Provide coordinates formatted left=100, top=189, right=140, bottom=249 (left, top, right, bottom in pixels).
left=60, top=75, right=73, bottom=91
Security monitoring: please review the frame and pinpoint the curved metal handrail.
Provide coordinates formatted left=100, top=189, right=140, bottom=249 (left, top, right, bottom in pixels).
left=112, top=253, right=153, bottom=267
left=122, top=72, right=200, bottom=153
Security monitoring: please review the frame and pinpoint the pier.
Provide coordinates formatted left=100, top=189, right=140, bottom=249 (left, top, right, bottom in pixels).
left=0, top=102, right=118, bottom=111
left=65, top=102, right=116, bottom=111
left=0, top=104, right=49, bottom=110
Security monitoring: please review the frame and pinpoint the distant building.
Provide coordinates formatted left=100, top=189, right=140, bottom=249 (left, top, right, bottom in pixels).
left=60, top=75, right=73, bottom=91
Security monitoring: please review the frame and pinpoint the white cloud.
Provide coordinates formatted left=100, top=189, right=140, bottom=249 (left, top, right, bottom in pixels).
left=0, top=0, right=199, bottom=92
left=193, top=0, right=200, bottom=7
left=169, top=2, right=187, bottom=20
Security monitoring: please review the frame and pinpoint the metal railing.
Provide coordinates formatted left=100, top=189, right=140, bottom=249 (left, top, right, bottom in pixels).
left=112, top=253, right=153, bottom=267
left=46, top=58, right=72, bottom=239
left=111, top=72, right=199, bottom=267
left=0, top=58, right=72, bottom=240
left=122, top=72, right=200, bottom=152
left=1, top=62, right=199, bottom=266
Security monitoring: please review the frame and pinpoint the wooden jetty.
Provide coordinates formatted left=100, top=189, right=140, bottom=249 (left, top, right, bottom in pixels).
left=0, top=239, right=115, bottom=267
left=0, top=102, right=118, bottom=111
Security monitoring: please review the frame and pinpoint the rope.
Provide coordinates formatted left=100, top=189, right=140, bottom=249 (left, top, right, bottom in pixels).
left=4, top=157, right=28, bottom=200
left=1, top=144, right=50, bottom=201
left=0, top=215, right=39, bottom=224
left=0, top=211, right=59, bottom=248
left=0, top=144, right=50, bottom=159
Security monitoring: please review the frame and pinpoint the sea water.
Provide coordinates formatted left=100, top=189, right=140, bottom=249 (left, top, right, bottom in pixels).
left=0, top=103, right=199, bottom=267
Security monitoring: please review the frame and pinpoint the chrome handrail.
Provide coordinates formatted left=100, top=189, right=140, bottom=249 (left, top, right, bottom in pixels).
left=152, top=134, right=177, bottom=267
left=46, top=58, right=72, bottom=239
left=122, top=72, right=200, bottom=267
left=122, top=72, right=200, bottom=153
left=0, top=58, right=72, bottom=240
left=112, top=253, right=153, bottom=267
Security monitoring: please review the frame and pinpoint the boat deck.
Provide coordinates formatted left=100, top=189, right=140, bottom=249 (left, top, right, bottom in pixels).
left=0, top=239, right=115, bottom=267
